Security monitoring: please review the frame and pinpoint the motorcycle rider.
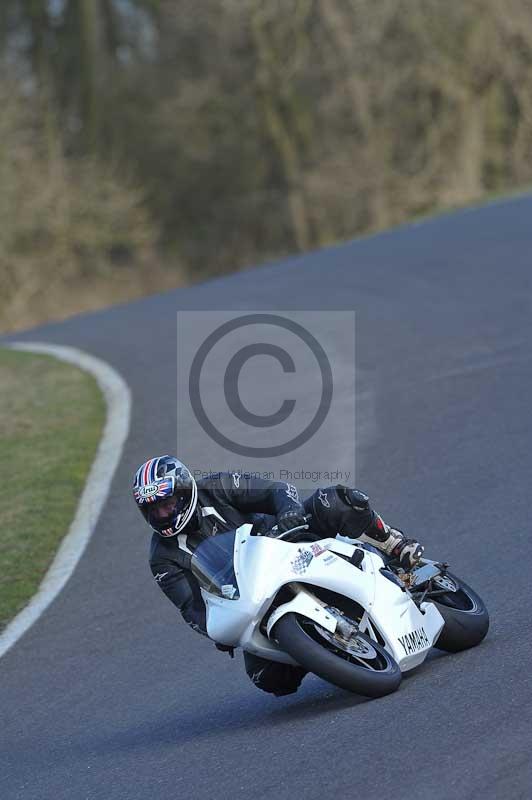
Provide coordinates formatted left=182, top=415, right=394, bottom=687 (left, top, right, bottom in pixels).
left=134, top=455, right=424, bottom=696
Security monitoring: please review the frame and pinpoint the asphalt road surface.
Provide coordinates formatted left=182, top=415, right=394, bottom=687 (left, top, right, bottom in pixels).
left=2, top=195, right=532, bottom=800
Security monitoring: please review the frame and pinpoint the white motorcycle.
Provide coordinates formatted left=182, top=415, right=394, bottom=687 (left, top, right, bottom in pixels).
left=192, top=524, right=489, bottom=697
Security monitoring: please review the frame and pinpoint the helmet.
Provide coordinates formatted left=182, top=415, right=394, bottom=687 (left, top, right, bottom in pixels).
left=133, top=455, right=197, bottom=537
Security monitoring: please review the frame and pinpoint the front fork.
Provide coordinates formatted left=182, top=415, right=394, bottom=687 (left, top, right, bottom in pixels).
left=287, top=582, right=359, bottom=639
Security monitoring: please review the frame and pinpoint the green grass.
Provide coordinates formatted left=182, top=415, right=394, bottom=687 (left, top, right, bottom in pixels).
left=0, top=348, right=105, bottom=632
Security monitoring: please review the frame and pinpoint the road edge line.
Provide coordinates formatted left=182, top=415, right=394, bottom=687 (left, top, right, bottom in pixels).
left=0, top=342, right=131, bottom=659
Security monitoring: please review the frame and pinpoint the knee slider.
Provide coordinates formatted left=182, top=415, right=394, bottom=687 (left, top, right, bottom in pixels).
left=336, top=485, right=370, bottom=511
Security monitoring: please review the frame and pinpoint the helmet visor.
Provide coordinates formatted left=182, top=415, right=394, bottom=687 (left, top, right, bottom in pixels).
left=141, top=492, right=190, bottom=534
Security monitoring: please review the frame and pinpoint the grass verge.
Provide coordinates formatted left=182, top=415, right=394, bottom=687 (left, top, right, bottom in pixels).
left=0, top=348, right=105, bottom=632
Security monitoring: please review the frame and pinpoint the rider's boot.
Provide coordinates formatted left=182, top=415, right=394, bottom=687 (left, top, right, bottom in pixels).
left=336, top=486, right=424, bottom=569
left=358, top=514, right=424, bottom=569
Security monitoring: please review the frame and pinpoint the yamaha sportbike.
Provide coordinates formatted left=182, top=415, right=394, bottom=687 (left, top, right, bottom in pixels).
left=192, top=524, right=489, bottom=697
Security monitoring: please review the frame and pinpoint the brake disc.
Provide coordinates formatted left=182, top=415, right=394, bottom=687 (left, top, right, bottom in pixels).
left=316, top=625, right=378, bottom=660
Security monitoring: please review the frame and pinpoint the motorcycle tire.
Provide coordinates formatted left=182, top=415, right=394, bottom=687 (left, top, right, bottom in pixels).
left=432, top=572, right=489, bottom=653
left=274, top=612, right=402, bottom=698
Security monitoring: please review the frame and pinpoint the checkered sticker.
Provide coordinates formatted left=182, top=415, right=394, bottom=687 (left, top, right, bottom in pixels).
left=291, top=548, right=314, bottom=575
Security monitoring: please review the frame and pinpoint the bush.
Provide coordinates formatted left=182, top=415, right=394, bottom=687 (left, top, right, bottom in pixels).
left=0, top=81, right=176, bottom=332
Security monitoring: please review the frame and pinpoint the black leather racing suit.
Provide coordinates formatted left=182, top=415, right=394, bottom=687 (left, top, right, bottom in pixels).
left=149, top=473, right=378, bottom=696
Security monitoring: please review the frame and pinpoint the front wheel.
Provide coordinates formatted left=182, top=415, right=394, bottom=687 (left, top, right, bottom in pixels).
left=431, top=572, right=489, bottom=653
left=274, top=612, right=402, bottom=698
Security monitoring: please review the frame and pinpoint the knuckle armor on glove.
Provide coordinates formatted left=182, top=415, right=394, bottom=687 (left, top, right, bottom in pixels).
left=276, top=509, right=307, bottom=532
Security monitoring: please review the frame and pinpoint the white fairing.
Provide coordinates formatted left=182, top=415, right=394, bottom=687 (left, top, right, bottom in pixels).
left=202, top=525, right=444, bottom=672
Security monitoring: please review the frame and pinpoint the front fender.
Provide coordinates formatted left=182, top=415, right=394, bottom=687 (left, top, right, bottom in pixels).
left=266, top=588, right=337, bottom=638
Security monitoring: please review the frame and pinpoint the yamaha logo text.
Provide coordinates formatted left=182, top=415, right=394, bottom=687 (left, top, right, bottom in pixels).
left=398, top=627, right=430, bottom=655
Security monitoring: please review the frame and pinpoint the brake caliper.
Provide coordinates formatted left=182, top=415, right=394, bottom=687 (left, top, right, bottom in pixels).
left=326, top=607, right=358, bottom=640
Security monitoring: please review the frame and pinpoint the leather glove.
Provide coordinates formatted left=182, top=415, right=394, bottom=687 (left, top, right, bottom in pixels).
left=391, top=537, right=424, bottom=569
left=276, top=508, right=308, bottom=533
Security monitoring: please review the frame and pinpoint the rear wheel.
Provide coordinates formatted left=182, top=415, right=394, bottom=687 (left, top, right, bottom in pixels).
left=432, top=572, right=489, bottom=652
left=274, top=612, right=402, bottom=697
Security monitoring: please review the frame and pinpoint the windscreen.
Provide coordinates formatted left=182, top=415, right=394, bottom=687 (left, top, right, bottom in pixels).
left=191, top=531, right=239, bottom=599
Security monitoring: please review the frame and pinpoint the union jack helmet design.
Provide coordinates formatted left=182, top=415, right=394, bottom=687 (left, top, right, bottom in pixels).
left=133, top=455, right=198, bottom=537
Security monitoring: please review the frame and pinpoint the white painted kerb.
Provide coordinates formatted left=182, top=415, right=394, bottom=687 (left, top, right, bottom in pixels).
left=0, top=342, right=131, bottom=659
